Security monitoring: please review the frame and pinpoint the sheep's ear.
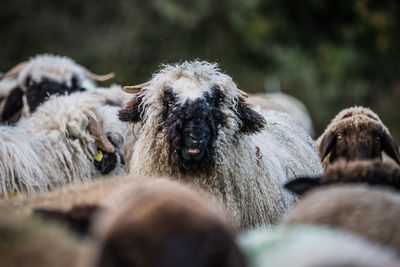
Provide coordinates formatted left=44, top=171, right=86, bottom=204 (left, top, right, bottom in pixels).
left=319, top=131, right=337, bottom=161
left=33, top=204, right=101, bottom=236
left=118, top=94, right=144, bottom=123
left=0, top=87, right=24, bottom=123
left=381, top=132, right=400, bottom=165
left=236, top=96, right=266, bottom=135
left=284, top=177, right=322, bottom=195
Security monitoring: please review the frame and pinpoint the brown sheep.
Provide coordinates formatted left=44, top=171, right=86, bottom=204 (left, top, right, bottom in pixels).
left=0, top=215, right=86, bottom=267
left=83, top=178, right=246, bottom=267
left=285, top=159, right=400, bottom=195
left=316, top=106, right=400, bottom=168
left=284, top=185, right=400, bottom=255
left=0, top=175, right=140, bottom=234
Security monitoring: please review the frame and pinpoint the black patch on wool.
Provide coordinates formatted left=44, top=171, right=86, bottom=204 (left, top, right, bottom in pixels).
left=118, top=94, right=145, bottom=123
left=34, top=204, right=101, bottom=237
left=159, top=86, right=226, bottom=175
left=235, top=96, right=266, bottom=135
left=94, top=149, right=119, bottom=174
left=0, top=86, right=24, bottom=123
left=26, top=78, right=85, bottom=112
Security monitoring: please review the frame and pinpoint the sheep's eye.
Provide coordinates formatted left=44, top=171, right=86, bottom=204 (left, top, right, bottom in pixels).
left=337, top=133, right=343, bottom=139
left=168, top=101, right=174, bottom=107
left=376, top=136, right=381, bottom=141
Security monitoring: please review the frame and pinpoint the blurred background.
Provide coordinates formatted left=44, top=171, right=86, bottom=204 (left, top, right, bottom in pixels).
left=1, top=0, right=399, bottom=139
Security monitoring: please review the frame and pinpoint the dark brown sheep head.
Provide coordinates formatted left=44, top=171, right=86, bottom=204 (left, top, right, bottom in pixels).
left=91, top=179, right=245, bottom=267
left=319, top=115, right=400, bottom=166
left=285, top=159, right=400, bottom=195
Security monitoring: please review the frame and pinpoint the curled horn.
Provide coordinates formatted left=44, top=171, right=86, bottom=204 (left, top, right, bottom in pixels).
left=2, top=61, right=29, bottom=79
left=123, top=82, right=150, bottom=94
left=238, top=89, right=248, bottom=98
left=83, top=67, right=115, bottom=82
left=88, top=114, right=115, bottom=153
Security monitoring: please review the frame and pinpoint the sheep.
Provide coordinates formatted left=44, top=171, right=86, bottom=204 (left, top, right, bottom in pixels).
left=0, top=176, right=247, bottom=267
left=284, top=185, right=400, bottom=255
left=0, top=175, right=136, bottom=222
left=0, top=54, right=114, bottom=123
left=248, top=92, right=315, bottom=137
left=0, top=215, right=86, bottom=267
left=0, top=175, right=206, bottom=234
left=316, top=106, right=400, bottom=168
left=118, top=61, right=323, bottom=231
left=285, top=159, right=400, bottom=195
left=238, top=225, right=400, bottom=267
left=83, top=178, right=246, bottom=267
left=0, top=91, right=128, bottom=197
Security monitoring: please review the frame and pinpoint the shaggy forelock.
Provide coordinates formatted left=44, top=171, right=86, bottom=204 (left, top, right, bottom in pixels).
left=330, top=115, right=388, bottom=135
left=141, top=61, right=239, bottom=109
left=329, top=106, right=383, bottom=129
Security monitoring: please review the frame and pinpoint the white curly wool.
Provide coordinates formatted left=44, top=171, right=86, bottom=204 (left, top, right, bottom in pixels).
left=18, top=54, right=96, bottom=92
left=238, top=225, right=400, bottom=267
left=0, top=92, right=127, bottom=197
left=0, top=77, right=18, bottom=97
left=248, top=92, right=315, bottom=137
left=125, top=61, right=323, bottom=231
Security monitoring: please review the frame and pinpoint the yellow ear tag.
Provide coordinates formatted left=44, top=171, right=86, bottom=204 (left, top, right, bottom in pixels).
left=1, top=191, right=18, bottom=200
left=94, top=150, right=104, bottom=162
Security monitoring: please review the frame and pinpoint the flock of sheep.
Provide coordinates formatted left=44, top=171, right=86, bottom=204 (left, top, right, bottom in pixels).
left=0, top=54, right=399, bottom=267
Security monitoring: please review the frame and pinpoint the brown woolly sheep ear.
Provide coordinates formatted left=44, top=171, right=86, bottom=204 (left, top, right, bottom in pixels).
left=236, top=96, right=266, bottom=135
left=0, top=87, right=24, bottom=123
left=118, top=94, right=144, bottom=123
left=319, top=131, right=337, bottom=161
left=284, top=177, right=322, bottom=196
left=381, top=132, right=400, bottom=165
left=33, top=204, right=101, bottom=236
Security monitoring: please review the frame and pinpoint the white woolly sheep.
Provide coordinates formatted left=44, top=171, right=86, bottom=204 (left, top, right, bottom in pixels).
left=316, top=106, right=400, bottom=168
left=284, top=185, right=400, bottom=255
left=238, top=225, right=400, bottom=267
left=118, top=61, right=323, bottom=231
left=0, top=54, right=114, bottom=123
left=248, top=92, right=315, bottom=137
left=0, top=91, right=128, bottom=197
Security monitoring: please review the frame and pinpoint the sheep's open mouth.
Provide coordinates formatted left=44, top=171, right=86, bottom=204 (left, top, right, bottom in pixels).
left=188, top=148, right=200, bottom=154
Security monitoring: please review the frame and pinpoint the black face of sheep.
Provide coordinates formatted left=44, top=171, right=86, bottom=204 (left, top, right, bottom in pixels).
left=161, top=87, right=225, bottom=173
left=181, top=120, right=211, bottom=162
left=319, top=119, right=400, bottom=165
left=0, top=86, right=24, bottom=122
left=0, top=76, right=85, bottom=121
left=26, top=77, right=85, bottom=112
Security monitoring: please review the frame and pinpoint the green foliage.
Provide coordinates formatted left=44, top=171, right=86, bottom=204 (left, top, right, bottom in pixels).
left=0, top=0, right=399, bottom=139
